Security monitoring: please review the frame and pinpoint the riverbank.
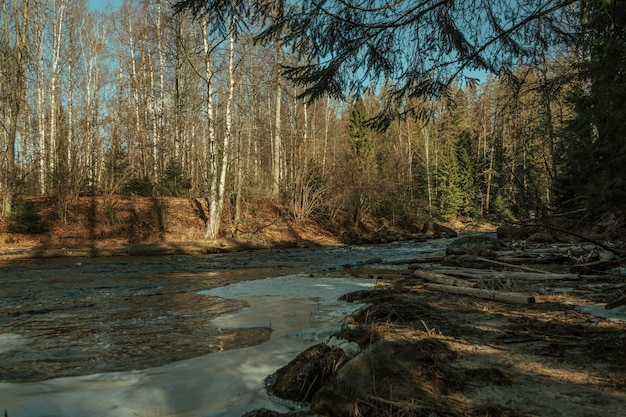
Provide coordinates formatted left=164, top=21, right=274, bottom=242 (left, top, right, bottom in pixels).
left=245, top=236, right=626, bottom=417
left=0, top=195, right=493, bottom=261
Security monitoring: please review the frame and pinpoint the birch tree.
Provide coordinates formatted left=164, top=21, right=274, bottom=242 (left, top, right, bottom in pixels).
left=0, top=0, right=29, bottom=218
left=205, top=13, right=236, bottom=239
left=271, top=37, right=282, bottom=199
left=48, top=0, right=68, bottom=190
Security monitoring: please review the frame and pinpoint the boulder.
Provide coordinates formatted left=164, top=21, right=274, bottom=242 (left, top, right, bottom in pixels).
left=266, top=343, right=349, bottom=405
left=446, top=235, right=503, bottom=256
left=496, top=224, right=529, bottom=240
left=422, top=219, right=458, bottom=238
left=311, top=339, right=459, bottom=417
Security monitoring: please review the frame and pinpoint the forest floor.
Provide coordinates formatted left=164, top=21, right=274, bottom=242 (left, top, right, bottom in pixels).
left=1, top=196, right=625, bottom=417
left=314, top=258, right=626, bottom=417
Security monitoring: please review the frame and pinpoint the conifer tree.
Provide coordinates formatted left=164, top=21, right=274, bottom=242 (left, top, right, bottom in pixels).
left=457, top=130, right=477, bottom=216
left=437, top=143, right=463, bottom=220
left=347, top=97, right=371, bottom=164
left=345, top=96, right=375, bottom=224
left=558, top=0, right=626, bottom=214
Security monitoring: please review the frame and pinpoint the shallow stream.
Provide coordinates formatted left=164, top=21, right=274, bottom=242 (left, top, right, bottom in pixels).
left=0, top=238, right=452, bottom=416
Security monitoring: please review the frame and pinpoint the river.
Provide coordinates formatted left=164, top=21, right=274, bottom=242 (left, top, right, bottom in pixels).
left=0, top=238, right=453, bottom=417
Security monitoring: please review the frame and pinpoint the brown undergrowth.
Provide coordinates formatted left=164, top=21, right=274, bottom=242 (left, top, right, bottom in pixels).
left=0, top=195, right=456, bottom=260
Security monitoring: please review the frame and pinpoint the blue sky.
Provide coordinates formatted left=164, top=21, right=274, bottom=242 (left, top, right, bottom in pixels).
left=87, top=0, right=121, bottom=12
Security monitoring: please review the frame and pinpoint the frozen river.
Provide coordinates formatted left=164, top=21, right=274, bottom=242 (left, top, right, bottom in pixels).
left=0, top=238, right=452, bottom=416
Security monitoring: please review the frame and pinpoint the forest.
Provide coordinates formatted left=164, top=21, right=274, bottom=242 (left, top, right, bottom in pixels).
left=1, top=0, right=625, bottom=240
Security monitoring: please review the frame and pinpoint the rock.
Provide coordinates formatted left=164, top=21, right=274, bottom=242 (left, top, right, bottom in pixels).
left=266, top=343, right=349, bottom=405
left=422, top=219, right=458, bottom=238
left=446, top=235, right=503, bottom=255
left=496, top=224, right=529, bottom=240
left=311, top=339, right=459, bottom=417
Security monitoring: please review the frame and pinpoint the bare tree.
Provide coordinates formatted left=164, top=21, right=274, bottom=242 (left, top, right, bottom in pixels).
left=0, top=0, right=30, bottom=218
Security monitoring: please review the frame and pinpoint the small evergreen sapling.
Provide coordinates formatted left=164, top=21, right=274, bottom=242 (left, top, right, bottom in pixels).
left=7, top=200, right=46, bottom=234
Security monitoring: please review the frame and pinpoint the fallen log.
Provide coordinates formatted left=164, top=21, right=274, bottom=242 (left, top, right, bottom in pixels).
left=570, top=258, right=618, bottom=274
left=442, top=253, right=570, bottom=270
left=495, top=255, right=570, bottom=265
left=424, top=283, right=536, bottom=304
left=540, top=223, right=626, bottom=256
left=413, top=269, right=475, bottom=287
left=423, top=265, right=579, bottom=281
left=475, top=256, right=551, bottom=273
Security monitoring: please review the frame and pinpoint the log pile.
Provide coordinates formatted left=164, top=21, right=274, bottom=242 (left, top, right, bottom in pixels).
left=383, top=234, right=625, bottom=308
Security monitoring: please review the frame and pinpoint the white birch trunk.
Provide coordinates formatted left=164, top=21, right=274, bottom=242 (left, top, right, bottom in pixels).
left=201, top=16, right=219, bottom=239
left=34, top=4, right=46, bottom=194
left=271, top=42, right=282, bottom=198
left=50, top=0, right=67, bottom=177
left=206, top=16, right=235, bottom=239
left=149, top=53, right=158, bottom=180
left=67, top=33, right=73, bottom=171
left=157, top=1, right=167, bottom=160
left=128, top=16, right=141, bottom=173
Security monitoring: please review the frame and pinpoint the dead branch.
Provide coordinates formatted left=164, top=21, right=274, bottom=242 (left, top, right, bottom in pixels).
left=474, top=256, right=550, bottom=273
left=413, top=269, right=475, bottom=287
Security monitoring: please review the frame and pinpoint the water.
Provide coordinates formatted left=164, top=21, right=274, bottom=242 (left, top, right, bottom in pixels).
left=0, top=238, right=452, bottom=416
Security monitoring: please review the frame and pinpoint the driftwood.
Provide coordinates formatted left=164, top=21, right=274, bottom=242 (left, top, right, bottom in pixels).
left=475, top=256, right=551, bottom=273
left=570, top=257, right=618, bottom=274
left=495, top=255, right=570, bottom=265
left=451, top=255, right=550, bottom=273
left=425, top=283, right=536, bottom=305
left=413, top=269, right=475, bottom=287
left=539, top=223, right=626, bottom=256
left=605, top=295, right=626, bottom=310
left=419, top=265, right=580, bottom=281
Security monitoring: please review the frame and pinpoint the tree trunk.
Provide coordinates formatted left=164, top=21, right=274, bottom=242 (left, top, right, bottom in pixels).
left=204, top=14, right=235, bottom=240
left=271, top=40, right=282, bottom=199
left=200, top=16, right=218, bottom=239
left=49, top=1, right=67, bottom=188
left=425, top=283, right=536, bottom=305
left=413, top=269, right=475, bottom=287
left=1, top=0, right=30, bottom=218
left=422, top=124, right=432, bottom=214
left=485, top=144, right=494, bottom=215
